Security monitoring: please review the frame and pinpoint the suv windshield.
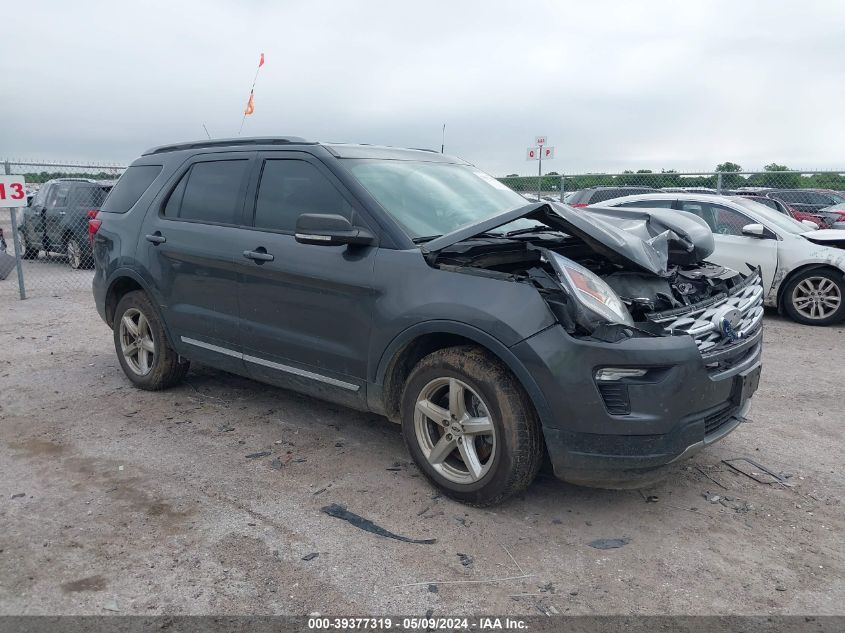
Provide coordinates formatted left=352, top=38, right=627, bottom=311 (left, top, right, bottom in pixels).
left=344, top=159, right=528, bottom=239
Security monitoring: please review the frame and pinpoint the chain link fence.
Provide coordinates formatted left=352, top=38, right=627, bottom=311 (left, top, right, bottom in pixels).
left=0, top=161, right=126, bottom=300
left=498, top=169, right=845, bottom=227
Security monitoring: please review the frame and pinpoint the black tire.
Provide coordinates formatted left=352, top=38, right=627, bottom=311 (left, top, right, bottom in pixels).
left=17, top=229, right=39, bottom=259
left=65, top=235, right=94, bottom=270
left=782, top=268, right=845, bottom=326
left=113, top=290, right=189, bottom=390
left=400, top=345, right=543, bottom=506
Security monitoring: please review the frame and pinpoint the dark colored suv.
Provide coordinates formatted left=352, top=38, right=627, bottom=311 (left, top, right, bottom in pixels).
left=92, top=138, right=763, bottom=505
left=565, top=186, right=659, bottom=207
left=19, top=178, right=113, bottom=269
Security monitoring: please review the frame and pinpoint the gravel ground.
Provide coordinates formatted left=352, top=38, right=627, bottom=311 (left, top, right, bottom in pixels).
left=0, top=291, right=843, bottom=616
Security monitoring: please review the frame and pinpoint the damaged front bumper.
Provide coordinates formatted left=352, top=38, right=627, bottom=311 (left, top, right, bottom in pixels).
left=511, top=315, right=762, bottom=488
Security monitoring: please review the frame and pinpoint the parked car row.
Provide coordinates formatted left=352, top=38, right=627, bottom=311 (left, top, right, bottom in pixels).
left=563, top=185, right=845, bottom=230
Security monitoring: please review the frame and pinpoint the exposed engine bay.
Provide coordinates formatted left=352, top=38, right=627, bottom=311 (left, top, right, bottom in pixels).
left=425, top=202, right=765, bottom=350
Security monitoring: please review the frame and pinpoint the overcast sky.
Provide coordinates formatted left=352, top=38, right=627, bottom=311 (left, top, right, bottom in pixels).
left=2, top=1, right=844, bottom=175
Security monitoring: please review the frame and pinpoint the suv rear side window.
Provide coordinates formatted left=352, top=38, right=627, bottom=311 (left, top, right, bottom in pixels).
left=68, top=185, right=112, bottom=208
left=102, top=165, right=162, bottom=214
left=164, top=160, right=249, bottom=225
left=253, top=159, right=352, bottom=232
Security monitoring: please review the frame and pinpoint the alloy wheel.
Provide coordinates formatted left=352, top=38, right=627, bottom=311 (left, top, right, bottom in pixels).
left=791, top=276, right=842, bottom=320
left=119, top=308, right=156, bottom=375
left=67, top=238, right=81, bottom=269
left=414, top=377, right=496, bottom=484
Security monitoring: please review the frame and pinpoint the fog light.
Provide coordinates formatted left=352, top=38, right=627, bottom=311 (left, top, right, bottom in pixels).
left=595, top=368, right=648, bottom=381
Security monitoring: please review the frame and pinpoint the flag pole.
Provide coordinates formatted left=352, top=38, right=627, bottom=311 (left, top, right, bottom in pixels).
left=239, top=54, right=264, bottom=136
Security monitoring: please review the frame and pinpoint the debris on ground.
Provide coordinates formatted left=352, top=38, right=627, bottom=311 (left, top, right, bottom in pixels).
left=539, top=582, right=555, bottom=593
left=457, top=553, right=473, bottom=567
left=646, top=495, right=659, bottom=503
left=245, top=451, right=272, bottom=459
left=588, top=538, right=631, bottom=550
left=102, top=598, right=120, bottom=612
left=723, top=457, right=790, bottom=485
left=302, top=552, right=319, bottom=561
left=695, top=466, right=728, bottom=490
left=321, top=503, right=436, bottom=544
left=10, top=493, right=25, bottom=499
left=269, top=458, right=283, bottom=470
left=428, top=584, right=438, bottom=593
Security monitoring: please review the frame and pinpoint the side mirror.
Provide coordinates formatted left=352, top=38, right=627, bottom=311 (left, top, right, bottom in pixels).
left=294, top=213, right=375, bottom=247
left=741, top=223, right=767, bottom=238
left=801, top=219, right=819, bottom=230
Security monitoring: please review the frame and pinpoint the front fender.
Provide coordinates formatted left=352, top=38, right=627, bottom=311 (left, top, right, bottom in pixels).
left=370, top=319, right=555, bottom=429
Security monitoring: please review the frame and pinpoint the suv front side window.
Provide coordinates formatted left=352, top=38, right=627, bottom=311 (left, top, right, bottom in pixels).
left=48, top=184, right=70, bottom=208
left=163, top=160, right=249, bottom=225
left=253, top=160, right=353, bottom=233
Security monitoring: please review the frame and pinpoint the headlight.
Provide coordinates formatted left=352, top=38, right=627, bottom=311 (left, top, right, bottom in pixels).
left=547, top=252, right=633, bottom=328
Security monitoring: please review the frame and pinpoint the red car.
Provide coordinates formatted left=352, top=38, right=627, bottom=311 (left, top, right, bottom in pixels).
left=738, top=195, right=835, bottom=228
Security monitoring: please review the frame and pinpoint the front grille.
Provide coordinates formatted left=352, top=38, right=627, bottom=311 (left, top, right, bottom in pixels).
left=597, top=382, right=630, bottom=415
left=704, top=404, right=738, bottom=436
left=647, top=272, right=764, bottom=355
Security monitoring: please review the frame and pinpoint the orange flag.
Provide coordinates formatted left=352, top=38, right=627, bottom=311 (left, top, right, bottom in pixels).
left=244, top=92, right=254, bottom=116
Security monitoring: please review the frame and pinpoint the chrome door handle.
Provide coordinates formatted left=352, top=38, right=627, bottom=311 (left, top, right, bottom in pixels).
left=145, top=234, right=166, bottom=244
left=243, top=249, right=274, bottom=262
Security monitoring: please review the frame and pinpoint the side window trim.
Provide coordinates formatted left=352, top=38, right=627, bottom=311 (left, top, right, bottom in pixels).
left=157, top=152, right=254, bottom=227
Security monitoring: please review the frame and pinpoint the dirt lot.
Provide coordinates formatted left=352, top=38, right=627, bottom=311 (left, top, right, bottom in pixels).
left=0, top=291, right=843, bottom=616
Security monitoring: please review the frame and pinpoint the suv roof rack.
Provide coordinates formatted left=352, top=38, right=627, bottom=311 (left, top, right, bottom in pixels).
left=142, top=136, right=312, bottom=156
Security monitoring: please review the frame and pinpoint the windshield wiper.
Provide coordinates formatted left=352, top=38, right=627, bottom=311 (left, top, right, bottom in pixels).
left=412, top=235, right=441, bottom=244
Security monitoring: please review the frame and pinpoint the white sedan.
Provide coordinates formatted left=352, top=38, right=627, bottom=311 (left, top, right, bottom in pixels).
left=597, top=193, right=845, bottom=325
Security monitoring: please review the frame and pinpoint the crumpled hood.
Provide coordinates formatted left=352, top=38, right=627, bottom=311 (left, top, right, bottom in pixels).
left=422, top=201, right=715, bottom=276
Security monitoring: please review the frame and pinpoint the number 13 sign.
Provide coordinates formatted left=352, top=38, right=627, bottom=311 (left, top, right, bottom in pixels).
left=0, top=175, right=27, bottom=207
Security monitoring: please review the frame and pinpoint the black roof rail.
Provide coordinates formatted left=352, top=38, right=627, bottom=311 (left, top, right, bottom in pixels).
left=142, top=136, right=312, bottom=156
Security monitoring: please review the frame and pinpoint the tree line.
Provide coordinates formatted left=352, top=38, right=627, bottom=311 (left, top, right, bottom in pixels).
left=19, top=171, right=121, bottom=184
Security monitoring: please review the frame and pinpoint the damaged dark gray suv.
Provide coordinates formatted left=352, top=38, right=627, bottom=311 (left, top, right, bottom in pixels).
left=92, top=138, right=763, bottom=506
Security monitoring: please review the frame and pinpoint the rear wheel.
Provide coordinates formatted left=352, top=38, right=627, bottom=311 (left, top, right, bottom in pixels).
left=113, top=290, right=189, bottom=390
left=65, top=236, right=93, bottom=269
left=783, top=269, right=845, bottom=325
left=400, top=345, right=543, bottom=506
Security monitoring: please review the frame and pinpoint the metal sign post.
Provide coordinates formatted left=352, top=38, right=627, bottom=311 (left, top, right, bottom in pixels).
left=1, top=172, right=29, bottom=299
left=527, top=137, right=555, bottom=201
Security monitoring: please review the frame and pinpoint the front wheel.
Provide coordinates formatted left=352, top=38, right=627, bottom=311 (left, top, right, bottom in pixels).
left=113, top=290, right=189, bottom=390
left=17, top=229, right=39, bottom=259
left=783, top=269, right=845, bottom=326
left=400, top=345, right=543, bottom=506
